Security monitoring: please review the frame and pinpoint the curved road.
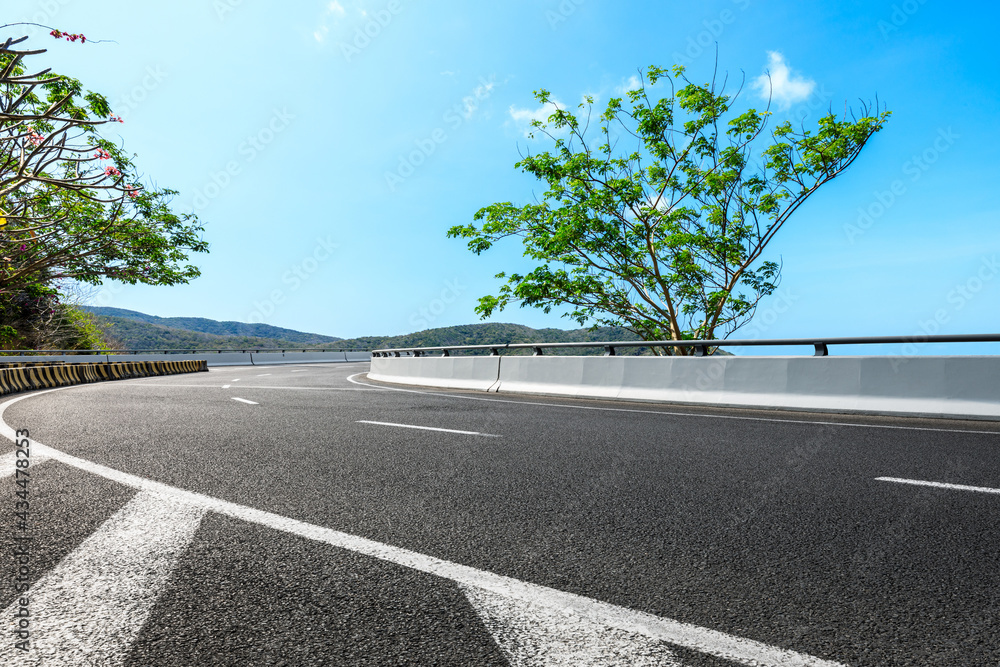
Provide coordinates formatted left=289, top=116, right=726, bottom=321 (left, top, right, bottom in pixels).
left=1, top=362, right=999, bottom=665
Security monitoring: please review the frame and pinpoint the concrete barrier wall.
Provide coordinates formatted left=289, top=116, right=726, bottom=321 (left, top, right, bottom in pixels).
left=0, top=359, right=207, bottom=398
left=0, top=351, right=372, bottom=367
left=369, top=356, right=500, bottom=391
left=369, top=355, right=1000, bottom=420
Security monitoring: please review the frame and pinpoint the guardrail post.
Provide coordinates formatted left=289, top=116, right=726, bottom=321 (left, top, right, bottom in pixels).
left=489, top=348, right=499, bottom=356
left=441, top=349, right=450, bottom=357
left=532, top=347, right=543, bottom=356
left=813, top=343, right=829, bottom=357
left=393, top=351, right=400, bottom=358
left=604, top=345, right=616, bottom=356
left=693, top=344, right=708, bottom=357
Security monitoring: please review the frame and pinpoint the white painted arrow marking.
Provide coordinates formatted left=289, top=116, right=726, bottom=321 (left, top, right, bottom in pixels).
left=462, top=583, right=683, bottom=666
left=0, top=490, right=205, bottom=666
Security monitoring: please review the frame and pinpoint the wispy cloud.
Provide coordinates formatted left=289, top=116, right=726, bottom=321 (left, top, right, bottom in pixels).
left=314, top=0, right=352, bottom=42
left=616, top=75, right=642, bottom=94
left=752, top=52, right=816, bottom=110
left=508, top=98, right=565, bottom=137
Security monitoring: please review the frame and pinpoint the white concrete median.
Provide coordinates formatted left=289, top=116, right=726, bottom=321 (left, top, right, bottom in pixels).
left=369, top=355, right=1000, bottom=420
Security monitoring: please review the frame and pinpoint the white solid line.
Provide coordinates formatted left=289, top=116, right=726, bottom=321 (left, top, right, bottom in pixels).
left=0, top=390, right=844, bottom=667
left=346, top=374, right=1000, bottom=436
left=357, top=420, right=499, bottom=437
left=231, top=397, right=258, bottom=405
left=0, top=490, right=204, bottom=666
left=875, top=477, right=1000, bottom=495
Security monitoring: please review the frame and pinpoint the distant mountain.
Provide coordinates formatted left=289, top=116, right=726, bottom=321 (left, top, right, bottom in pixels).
left=82, top=307, right=340, bottom=344
left=82, top=307, right=727, bottom=355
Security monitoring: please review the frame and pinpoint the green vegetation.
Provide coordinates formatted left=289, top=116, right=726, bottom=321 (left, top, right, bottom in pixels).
left=0, top=33, right=206, bottom=350
left=450, top=63, right=889, bottom=352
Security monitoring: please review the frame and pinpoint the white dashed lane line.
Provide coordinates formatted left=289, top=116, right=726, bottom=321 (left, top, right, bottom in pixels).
left=256, top=374, right=271, bottom=377
left=221, top=385, right=231, bottom=389
left=231, top=397, right=258, bottom=405
left=357, top=420, right=499, bottom=437
left=876, top=477, right=1000, bottom=495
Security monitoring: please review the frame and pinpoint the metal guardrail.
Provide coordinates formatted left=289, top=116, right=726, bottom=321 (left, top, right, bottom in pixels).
left=372, top=334, right=1000, bottom=358
left=0, top=348, right=370, bottom=355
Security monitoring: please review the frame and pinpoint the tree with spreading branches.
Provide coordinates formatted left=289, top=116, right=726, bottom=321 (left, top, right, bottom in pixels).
left=0, top=30, right=207, bottom=348
left=449, top=63, right=890, bottom=353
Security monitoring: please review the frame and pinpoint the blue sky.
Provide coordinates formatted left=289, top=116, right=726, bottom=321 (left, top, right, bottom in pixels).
left=3, top=0, right=998, bottom=353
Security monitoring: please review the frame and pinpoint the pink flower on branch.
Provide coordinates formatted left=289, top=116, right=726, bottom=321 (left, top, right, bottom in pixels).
left=95, top=149, right=112, bottom=160
left=104, top=166, right=121, bottom=177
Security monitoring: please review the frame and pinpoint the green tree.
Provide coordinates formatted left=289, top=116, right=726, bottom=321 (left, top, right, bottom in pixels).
left=0, top=32, right=207, bottom=348
left=0, top=34, right=207, bottom=297
left=449, top=64, right=889, bottom=352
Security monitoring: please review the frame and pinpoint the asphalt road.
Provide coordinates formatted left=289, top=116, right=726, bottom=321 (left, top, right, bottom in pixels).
left=1, top=361, right=999, bottom=666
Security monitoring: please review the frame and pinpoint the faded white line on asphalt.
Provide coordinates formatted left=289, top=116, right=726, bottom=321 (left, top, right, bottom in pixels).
left=0, top=490, right=204, bottom=666
left=231, top=397, right=258, bottom=405
left=346, top=374, right=1000, bottom=436
left=462, top=583, right=683, bottom=666
left=231, top=379, right=241, bottom=382
left=0, top=449, right=49, bottom=476
left=0, top=390, right=843, bottom=667
left=357, top=420, right=499, bottom=437
left=256, top=374, right=272, bottom=377
left=875, top=477, right=1000, bottom=495
left=290, top=370, right=308, bottom=373
left=128, top=384, right=376, bottom=391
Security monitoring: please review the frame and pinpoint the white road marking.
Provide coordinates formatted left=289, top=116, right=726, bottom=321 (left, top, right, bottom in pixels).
left=875, top=477, right=1000, bottom=495
left=256, top=374, right=272, bottom=377
left=0, top=490, right=204, bottom=666
left=231, top=378, right=241, bottom=382
left=0, top=449, right=49, bottom=476
left=231, top=397, right=258, bottom=405
left=0, top=390, right=844, bottom=667
left=357, top=420, right=499, bottom=437
left=347, top=374, right=1000, bottom=436
left=290, top=370, right=308, bottom=373
left=462, top=583, right=683, bottom=666
left=128, top=384, right=376, bottom=391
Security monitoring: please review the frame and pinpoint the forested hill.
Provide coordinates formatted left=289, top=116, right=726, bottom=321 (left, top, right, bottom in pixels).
left=81, top=308, right=650, bottom=352
left=82, top=307, right=341, bottom=344
left=333, top=323, right=642, bottom=351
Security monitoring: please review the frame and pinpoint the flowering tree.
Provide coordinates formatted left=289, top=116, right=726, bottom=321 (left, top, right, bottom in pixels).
left=0, top=31, right=207, bottom=348
left=0, top=32, right=207, bottom=299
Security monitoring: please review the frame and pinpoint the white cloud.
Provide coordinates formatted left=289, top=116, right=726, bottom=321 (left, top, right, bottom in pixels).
left=313, top=26, right=329, bottom=42
left=752, top=52, right=816, bottom=111
left=509, top=98, right=565, bottom=137
left=328, top=1, right=345, bottom=15
left=616, top=75, right=642, bottom=94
